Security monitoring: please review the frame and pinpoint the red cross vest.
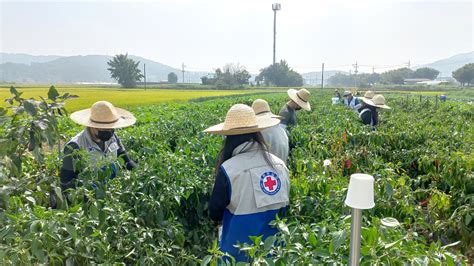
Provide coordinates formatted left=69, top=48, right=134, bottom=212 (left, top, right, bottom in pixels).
left=219, top=141, right=290, bottom=261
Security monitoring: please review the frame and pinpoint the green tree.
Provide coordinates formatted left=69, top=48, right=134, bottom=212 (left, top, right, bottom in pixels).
left=452, top=63, right=474, bottom=86
left=328, top=72, right=352, bottom=87
left=380, top=67, right=414, bottom=84
left=257, top=60, right=303, bottom=87
left=107, top=54, right=144, bottom=88
left=413, top=67, right=440, bottom=79
left=328, top=72, right=380, bottom=88
left=200, top=63, right=250, bottom=88
left=168, top=72, right=178, bottom=83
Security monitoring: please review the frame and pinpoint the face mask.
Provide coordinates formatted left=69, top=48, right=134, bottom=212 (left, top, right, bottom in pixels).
left=97, top=130, right=114, bottom=141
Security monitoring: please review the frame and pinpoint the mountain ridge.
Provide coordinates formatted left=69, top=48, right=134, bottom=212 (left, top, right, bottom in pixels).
left=1, top=51, right=472, bottom=83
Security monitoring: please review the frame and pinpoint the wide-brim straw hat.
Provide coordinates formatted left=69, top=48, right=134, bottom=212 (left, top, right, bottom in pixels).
left=204, top=104, right=280, bottom=135
left=361, top=91, right=375, bottom=101
left=342, top=91, right=352, bottom=97
left=70, top=101, right=136, bottom=129
left=288, top=88, right=311, bottom=111
left=361, top=94, right=391, bottom=109
left=252, top=99, right=283, bottom=119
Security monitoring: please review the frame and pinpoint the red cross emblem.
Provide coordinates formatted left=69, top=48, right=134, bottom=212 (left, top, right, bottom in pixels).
left=260, top=172, right=281, bottom=195
left=264, top=176, right=277, bottom=191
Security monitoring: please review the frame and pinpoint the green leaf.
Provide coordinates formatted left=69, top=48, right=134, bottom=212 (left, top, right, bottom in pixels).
left=25, top=196, right=36, bottom=204
left=314, top=248, right=330, bottom=258
left=69, top=204, right=81, bottom=213
left=384, top=238, right=403, bottom=249
left=385, top=182, right=393, bottom=198
left=441, top=241, right=461, bottom=249
left=381, top=217, right=400, bottom=228
left=0, top=249, right=5, bottom=260
left=445, top=255, right=455, bottom=266
left=124, top=248, right=135, bottom=258
left=54, top=187, right=63, bottom=202
left=308, top=231, right=318, bottom=247
left=249, top=235, right=262, bottom=245
left=264, top=235, right=276, bottom=250
left=331, top=230, right=346, bottom=253
left=264, top=257, right=275, bottom=266
left=31, top=239, right=46, bottom=262
left=48, top=86, right=59, bottom=101
left=278, top=222, right=290, bottom=235
left=201, top=255, right=212, bottom=266
left=90, top=203, right=99, bottom=219
left=465, top=214, right=472, bottom=226
left=65, top=224, right=77, bottom=239
left=23, top=100, right=37, bottom=116
left=10, top=86, right=20, bottom=97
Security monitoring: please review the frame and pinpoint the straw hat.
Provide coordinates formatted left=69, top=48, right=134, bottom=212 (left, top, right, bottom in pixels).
left=361, top=94, right=391, bottom=109
left=361, top=91, right=375, bottom=101
left=204, top=104, right=280, bottom=135
left=343, top=91, right=352, bottom=97
left=70, top=101, right=136, bottom=129
left=287, top=88, right=311, bottom=111
left=252, top=99, right=282, bottom=119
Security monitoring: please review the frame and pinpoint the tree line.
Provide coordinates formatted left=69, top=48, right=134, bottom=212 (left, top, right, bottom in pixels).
left=329, top=64, right=474, bottom=87
left=106, top=54, right=304, bottom=88
left=106, top=54, right=474, bottom=88
left=329, top=67, right=440, bottom=87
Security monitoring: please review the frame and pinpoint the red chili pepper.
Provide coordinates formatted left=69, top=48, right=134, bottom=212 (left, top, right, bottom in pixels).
left=420, top=196, right=431, bottom=207
left=345, top=159, right=352, bottom=169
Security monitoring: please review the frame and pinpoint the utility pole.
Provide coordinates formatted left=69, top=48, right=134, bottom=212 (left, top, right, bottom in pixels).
left=272, top=3, right=281, bottom=65
left=406, top=60, right=411, bottom=68
left=372, top=66, right=375, bottom=74
left=352, top=61, right=358, bottom=88
left=352, top=61, right=359, bottom=75
left=181, top=62, right=186, bottom=83
left=143, top=63, right=147, bottom=90
left=321, top=63, right=325, bottom=89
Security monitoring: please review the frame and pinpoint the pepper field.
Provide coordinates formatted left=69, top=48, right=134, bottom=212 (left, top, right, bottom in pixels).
left=0, top=88, right=473, bottom=264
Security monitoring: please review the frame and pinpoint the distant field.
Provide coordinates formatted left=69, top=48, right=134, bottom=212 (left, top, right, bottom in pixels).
left=384, top=89, right=474, bottom=100
left=0, top=86, right=265, bottom=111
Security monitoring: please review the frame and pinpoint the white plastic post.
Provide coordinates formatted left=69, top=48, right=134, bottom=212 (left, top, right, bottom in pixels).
left=349, top=208, right=362, bottom=266
left=345, top=174, right=375, bottom=266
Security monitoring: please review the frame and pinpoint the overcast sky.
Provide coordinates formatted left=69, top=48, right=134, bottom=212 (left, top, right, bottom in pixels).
left=0, top=0, right=472, bottom=73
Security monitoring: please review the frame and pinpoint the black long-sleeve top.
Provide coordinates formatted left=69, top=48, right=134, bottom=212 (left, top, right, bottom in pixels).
left=208, top=167, right=231, bottom=222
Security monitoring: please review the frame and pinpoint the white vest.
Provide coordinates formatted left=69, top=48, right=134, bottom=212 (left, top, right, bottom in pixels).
left=222, top=142, right=290, bottom=215
left=261, top=125, right=289, bottom=162
left=67, top=129, right=120, bottom=169
left=218, top=141, right=290, bottom=261
left=344, top=97, right=362, bottom=110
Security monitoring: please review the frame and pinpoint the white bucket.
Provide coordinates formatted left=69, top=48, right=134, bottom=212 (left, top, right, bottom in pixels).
left=332, top=97, right=339, bottom=105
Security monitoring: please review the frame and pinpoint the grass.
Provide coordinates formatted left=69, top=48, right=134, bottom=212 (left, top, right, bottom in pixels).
left=0, top=86, right=269, bottom=111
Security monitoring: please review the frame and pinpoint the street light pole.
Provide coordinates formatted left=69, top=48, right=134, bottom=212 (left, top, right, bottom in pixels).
left=272, top=3, right=281, bottom=65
